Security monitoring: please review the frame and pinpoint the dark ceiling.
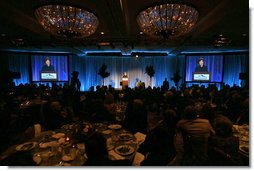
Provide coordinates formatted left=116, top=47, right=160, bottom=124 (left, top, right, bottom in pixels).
left=0, top=0, right=249, bottom=55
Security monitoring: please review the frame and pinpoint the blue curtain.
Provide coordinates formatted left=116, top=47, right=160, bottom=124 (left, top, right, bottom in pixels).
left=69, top=55, right=181, bottom=91
left=7, top=52, right=248, bottom=91
left=31, top=55, right=68, bottom=81
left=223, top=53, right=249, bottom=87
left=185, top=55, right=223, bottom=82
left=8, top=54, right=30, bottom=85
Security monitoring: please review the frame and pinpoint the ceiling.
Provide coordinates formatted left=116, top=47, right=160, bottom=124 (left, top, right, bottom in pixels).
left=0, top=0, right=249, bottom=56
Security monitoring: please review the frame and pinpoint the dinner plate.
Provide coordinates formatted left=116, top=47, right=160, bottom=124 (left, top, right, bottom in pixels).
left=33, top=151, right=55, bottom=159
left=108, top=124, right=122, bottom=130
left=118, top=133, right=133, bottom=141
left=16, top=142, right=37, bottom=151
left=39, top=141, right=59, bottom=148
left=114, top=145, right=135, bottom=156
left=62, top=155, right=74, bottom=162
left=55, top=162, right=71, bottom=166
left=240, top=136, right=249, bottom=142
left=52, top=133, right=65, bottom=139
left=94, top=123, right=104, bottom=127
left=239, top=146, right=249, bottom=154
left=102, top=130, right=112, bottom=135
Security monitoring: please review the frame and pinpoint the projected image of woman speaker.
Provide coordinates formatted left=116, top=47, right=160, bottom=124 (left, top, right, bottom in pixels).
left=41, top=57, right=55, bottom=72
left=194, top=57, right=208, bottom=72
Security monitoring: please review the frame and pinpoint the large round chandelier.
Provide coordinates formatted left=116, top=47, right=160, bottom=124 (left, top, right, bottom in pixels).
left=35, top=5, right=99, bottom=39
left=137, top=4, right=199, bottom=39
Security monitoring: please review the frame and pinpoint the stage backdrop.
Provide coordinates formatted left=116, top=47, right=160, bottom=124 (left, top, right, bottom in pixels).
left=6, top=52, right=248, bottom=91
left=69, top=55, right=184, bottom=91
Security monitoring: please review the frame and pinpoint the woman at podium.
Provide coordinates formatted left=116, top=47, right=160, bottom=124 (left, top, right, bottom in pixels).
left=195, top=57, right=208, bottom=72
left=122, top=72, right=128, bottom=89
left=123, top=72, right=128, bottom=79
left=42, top=57, right=55, bottom=72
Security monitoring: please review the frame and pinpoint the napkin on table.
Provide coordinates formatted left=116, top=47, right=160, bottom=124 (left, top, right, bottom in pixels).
left=132, top=152, right=145, bottom=166
left=134, top=132, right=146, bottom=145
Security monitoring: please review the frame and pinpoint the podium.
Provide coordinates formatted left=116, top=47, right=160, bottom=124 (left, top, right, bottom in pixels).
left=122, top=77, right=128, bottom=89
left=40, top=71, right=58, bottom=81
left=192, top=72, right=211, bottom=82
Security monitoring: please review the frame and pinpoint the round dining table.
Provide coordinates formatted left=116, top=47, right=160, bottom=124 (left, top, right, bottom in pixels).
left=0, top=122, right=145, bottom=166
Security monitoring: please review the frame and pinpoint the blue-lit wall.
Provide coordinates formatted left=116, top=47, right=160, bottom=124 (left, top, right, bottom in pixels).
left=223, top=53, right=249, bottom=86
left=7, top=54, right=30, bottom=85
left=5, top=52, right=248, bottom=91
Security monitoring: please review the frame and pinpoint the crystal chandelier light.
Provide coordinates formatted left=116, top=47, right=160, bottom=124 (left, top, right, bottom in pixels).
left=35, top=5, right=99, bottom=39
left=137, top=4, right=199, bottom=39
left=213, top=34, right=232, bottom=47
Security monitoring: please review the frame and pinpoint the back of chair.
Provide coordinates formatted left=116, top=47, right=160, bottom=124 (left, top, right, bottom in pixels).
left=181, top=132, right=209, bottom=165
left=208, top=146, right=242, bottom=166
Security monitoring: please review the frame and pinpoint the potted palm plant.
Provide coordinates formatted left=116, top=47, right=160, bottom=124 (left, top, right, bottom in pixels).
left=171, top=70, right=182, bottom=90
left=98, top=64, right=110, bottom=86
left=145, top=65, right=155, bottom=87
